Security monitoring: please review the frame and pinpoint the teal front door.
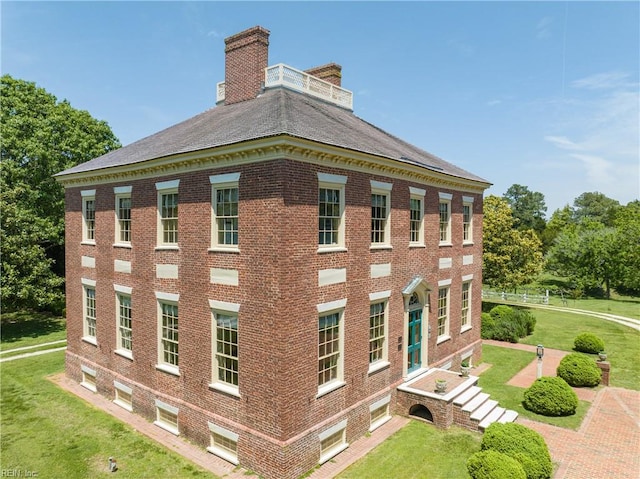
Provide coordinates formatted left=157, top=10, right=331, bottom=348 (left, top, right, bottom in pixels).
left=407, top=309, right=422, bottom=373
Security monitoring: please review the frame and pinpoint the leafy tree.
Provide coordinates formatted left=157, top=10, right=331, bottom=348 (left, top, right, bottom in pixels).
left=1, top=75, right=120, bottom=312
left=483, top=196, right=544, bottom=291
left=572, top=192, right=620, bottom=227
left=540, top=205, right=572, bottom=251
left=612, top=201, right=640, bottom=293
left=503, top=184, right=547, bottom=234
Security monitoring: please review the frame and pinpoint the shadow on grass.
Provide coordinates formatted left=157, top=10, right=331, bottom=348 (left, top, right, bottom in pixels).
left=1, top=311, right=66, bottom=344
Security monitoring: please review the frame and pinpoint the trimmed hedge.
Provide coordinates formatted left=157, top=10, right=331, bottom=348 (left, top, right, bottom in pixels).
left=523, top=376, right=578, bottom=416
left=557, top=353, right=601, bottom=387
left=574, top=332, right=605, bottom=354
left=467, top=450, right=527, bottom=479
left=481, top=422, right=552, bottom=479
left=480, top=305, right=536, bottom=343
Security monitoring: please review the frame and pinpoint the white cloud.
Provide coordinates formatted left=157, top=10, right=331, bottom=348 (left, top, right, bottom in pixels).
left=536, top=16, right=554, bottom=39
left=544, top=135, right=586, bottom=151
left=570, top=154, right=614, bottom=185
left=571, top=71, right=634, bottom=90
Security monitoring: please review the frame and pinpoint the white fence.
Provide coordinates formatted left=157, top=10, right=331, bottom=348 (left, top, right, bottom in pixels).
left=482, top=290, right=550, bottom=305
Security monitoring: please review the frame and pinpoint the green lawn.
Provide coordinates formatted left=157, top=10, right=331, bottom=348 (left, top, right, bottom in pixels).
left=1, top=311, right=67, bottom=351
left=0, top=351, right=215, bottom=478
left=546, top=296, right=640, bottom=319
left=337, top=421, right=481, bottom=479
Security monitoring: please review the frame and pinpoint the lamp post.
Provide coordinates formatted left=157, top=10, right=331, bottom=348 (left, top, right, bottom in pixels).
left=536, top=344, right=544, bottom=379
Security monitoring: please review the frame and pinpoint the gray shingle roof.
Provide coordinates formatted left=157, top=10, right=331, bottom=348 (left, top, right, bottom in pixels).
left=56, top=87, right=489, bottom=184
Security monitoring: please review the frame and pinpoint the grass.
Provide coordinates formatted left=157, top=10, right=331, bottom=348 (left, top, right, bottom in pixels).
left=0, top=351, right=215, bottom=478
left=478, top=345, right=591, bottom=429
left=0, top=311, right=67, bottom=351
left=337, top=421, right=481, bottom=478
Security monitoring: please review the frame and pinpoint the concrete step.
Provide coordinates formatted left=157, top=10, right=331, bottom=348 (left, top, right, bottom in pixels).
left=478, top=406, right=505, bottom=430
left=462, top=392, right=490, bottom=413
left=471, top=399, right=498, bottom=421
left=453, top=385, right=482, bottom=406
left=498, top=409, right=519, bottom=424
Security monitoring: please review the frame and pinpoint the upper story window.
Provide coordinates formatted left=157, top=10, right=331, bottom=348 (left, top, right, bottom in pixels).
left=463, top=196, right=474, bottom=244
left=371, top=180, right=392, bottom=248
left=81, top=190, right=96, bottom=243
left=318, top=173, right=347, bottom=252
left=210, top=173, right=240, bottom=251
left=114, top=186, right=132, bottom=245
left=209, top=299, right=241, bottom=396
left=156, top=180, right=179, bottom=248
left=409, top=187, right=426, bottom=246
left=438, top=192, right=453, bottom=245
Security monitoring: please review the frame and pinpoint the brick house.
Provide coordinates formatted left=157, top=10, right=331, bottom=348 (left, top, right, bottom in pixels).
left=56, top=26, right=492, bottom=479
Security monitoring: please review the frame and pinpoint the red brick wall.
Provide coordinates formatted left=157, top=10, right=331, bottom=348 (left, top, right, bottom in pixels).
left=224, top=26, right=270, bottom=105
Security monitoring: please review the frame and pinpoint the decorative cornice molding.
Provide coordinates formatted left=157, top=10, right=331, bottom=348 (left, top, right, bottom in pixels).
left=56, top=136, right=490, bottom=194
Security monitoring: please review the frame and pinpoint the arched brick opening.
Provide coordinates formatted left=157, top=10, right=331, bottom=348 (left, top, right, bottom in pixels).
left=409, top=404, right=433, bottom=422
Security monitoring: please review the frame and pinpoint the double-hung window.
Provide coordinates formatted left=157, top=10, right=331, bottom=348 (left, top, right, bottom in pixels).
left=115, top=285, right=133, bottom=358
left=438, top=192, right=452, bottom=245
left=318, top=173, right=347, bottom=251
left=156, top=292, right=179, bottom=375
left=317, top=299, right=346, bottom=396
left=114, top=186, right=132, bottom=245
left=370, top=180, right=392, bottom=248
left=437, top=282, right=451, bottom=341
left=210, top=173, right=240, bottom=250
left=368, top=290, right=391, bottom=373
left=156, top=180, right=179, bottom=248
left=409, top=187, right=426, bottom=246
left=209, top=299, right=241, bottom=396
left=462, top=196, right=474, bottom=244
left=82, top=278, right=97, bottom=344
left=81, top=190, right=96, bottom=243
left=461, top=280, right=472, bottom=330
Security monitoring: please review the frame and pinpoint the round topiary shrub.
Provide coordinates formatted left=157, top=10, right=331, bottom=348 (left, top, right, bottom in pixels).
left=574, top=332, right=605, bottom=354
left=467, top=450, right=527, bottom=479
left=523, top=376, right=578, bottom=416
left=481, top=422, right=552, bottom=479
left=557, top=353, right=601, bottom=387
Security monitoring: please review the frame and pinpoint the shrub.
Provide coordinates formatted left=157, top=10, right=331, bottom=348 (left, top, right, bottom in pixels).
left=481, top=422, right=552, bottom=479
left=574, top=332, right=605, bottom=354
left=481, top=312, right=495, bottom=339
left=523, top=376, right=578, bottom=416
left=514, top=308, right=536, bottom=335
left=467, top=450, right=527, bottom=479
left=481, top=305, right=536, bottom=343
left=557, top=353, right=601, bottom=387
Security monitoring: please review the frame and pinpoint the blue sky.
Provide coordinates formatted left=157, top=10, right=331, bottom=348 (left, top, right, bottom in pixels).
left=2, top=1, right=638, bottom=215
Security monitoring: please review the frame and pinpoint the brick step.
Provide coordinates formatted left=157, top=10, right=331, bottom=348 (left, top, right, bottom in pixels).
left=461, top=392, right=490, bottom=413
left=453, top=385, right=482, bottom=406
left=478, top=406, right=505, bottom=430
left=470, top=399, right=498, bottom=421
left=498, top=409, right=519, bottom=424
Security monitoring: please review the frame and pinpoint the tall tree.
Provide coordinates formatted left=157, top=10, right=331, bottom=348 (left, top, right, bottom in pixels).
left=483, top=195, right=544, bottom=291
left=1, top=75, right=120, bottom=312
left=572, top=191, right=620, bottom=227
left=540, top=204, right=573, bottom=251
left=502, top=184, right=547, bottom=234
left=612, top=201, right=640, bottom=293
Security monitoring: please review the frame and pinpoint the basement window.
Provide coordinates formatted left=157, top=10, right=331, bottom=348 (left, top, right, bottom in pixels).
left=369, top=395, right=392, bottom=432
left=207, top=422, right=239, bottom=465
left=113, top=381, right=133, bottom=411
left=80, top=365, right=97, bottom=392
left=319, top=419, right=348, bottom=464
left=154, top=400, right=179, bottom=435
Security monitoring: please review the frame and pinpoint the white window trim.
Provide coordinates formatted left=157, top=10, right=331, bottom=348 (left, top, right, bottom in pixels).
left=113, top=381, right=133, bottom=411
left=316, top=300, right=347, bottom=397
left=114, top=285, right=133, bottom=359
left=210, top=173, right=241, bottom=252
left=318, top=173, right=347, bottom=253
left=319, top=419, right=349, bottom=464
left=368, top=291, right=391, bottom=374
left=438, top=192, right=452, bottom=246
left=156, top=293, right=180, bottom=376
left=154, top=399, right=179, bottom=436
left=463, top=196, right=474, bottom=245
left=437, top=285, right=451, bottom=343
left=370, top=180, right=392, bottom=249
left=209, top=300, right=241, bottom=397
left=369, top=395, right=392, bottom=432
left=409, top=187, right=426, bottom=247
left=80, top=365, right=97, bottom=392
left=114, top=186, right=132, bottom=248
left=81, top=190, right=96, bottom=245
left=156, top=180, right=179, bottom=249
left=81, top=279, right=97, bottom=345
left=461, top=279, right=473, bottom=333
left=207, top=422, right=239, bottom=465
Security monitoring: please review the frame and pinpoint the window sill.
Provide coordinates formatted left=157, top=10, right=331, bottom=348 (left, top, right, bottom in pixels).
left=209, top=382, right=241, bottom=398
left=369, top=415, right=392, bottom=432
left=316, top=380, right=346, bottom=399
left=460, top=325, right=472, bottom=334
left=206, top=446, right=239, bottom=465
left=81, top=336, right=97, bottom=346
left=115, top=349, right=133, bottom=360
left=113, top=399, right=133, bottom=412
left=368, top=361, right=390, bottom=375
left=370, top=244, right=392, bottom=251
left=154, top=420, right=180, bottom=436
left=113, top=243, right=132, bottom=249
left=80, top=381, right=97, bottom=393
left=156, top=364, right=180, bottom=376
left=80, top=241, right=96, bottom=246
left=438, top=242, right=453, bottom=247
left=155, top=245, right=179, bottom=251
left=462, top=241, right=474, bottom=246
left=437, top=335, right=451, bottom=345
left=409, top=243, right=426, bottom=249
left=320, top=442, right=349, bottom=465
left=317, top=246, right=347, bottom=254
left=208, top=246, right=240, bottom=254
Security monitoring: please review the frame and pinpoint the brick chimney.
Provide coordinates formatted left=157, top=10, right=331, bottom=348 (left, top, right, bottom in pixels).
left=305, top=63, right=342, bottom=87
left=224, top=26, right=270, bottom=105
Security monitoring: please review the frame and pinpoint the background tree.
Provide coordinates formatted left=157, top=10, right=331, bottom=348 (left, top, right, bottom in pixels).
left=540, top=204, right=573, bottom=251
left=572, top=191, right=620, bottom=227
left=612, top=201, right=640, bottom=294
left=483, top=195, right=544, bottom=291
left=1, top=75, right=120, bottom=312
left=502, top=184, right=547, bottom=235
